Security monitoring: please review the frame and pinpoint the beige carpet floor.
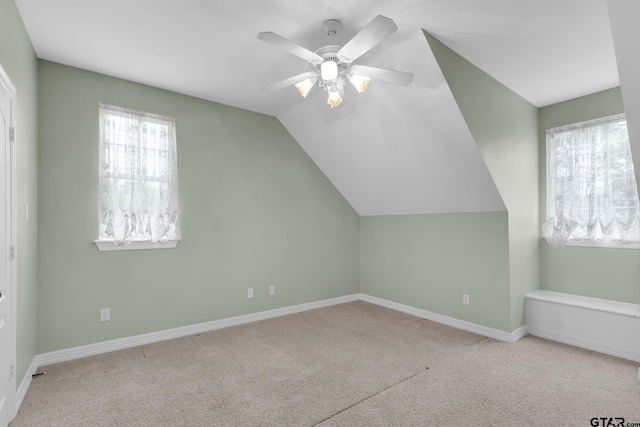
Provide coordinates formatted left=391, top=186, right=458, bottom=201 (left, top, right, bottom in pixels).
left=10, top=301, right=640, bottom=426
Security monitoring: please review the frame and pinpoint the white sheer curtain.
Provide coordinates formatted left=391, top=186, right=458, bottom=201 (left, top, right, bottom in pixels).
left=543, top=114, right=640, bottom=247
left=98, top=103, right=181, bottom=245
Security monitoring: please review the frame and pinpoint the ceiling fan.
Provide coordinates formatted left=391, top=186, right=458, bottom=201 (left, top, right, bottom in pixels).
left=257, top=15, right=414, bottom=108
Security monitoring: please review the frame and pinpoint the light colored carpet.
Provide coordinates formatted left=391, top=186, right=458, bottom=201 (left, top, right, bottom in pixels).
left=10, top=301, right=640, bottom=426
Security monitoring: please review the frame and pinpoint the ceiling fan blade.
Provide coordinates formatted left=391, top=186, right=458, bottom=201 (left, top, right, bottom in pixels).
left=337, top=16, right=398, bottom=64
left=261, top=71, right=318, bottom=92
left=348, top=64, right=413, bottom=86
left=257, top=32, right=324, bottom=65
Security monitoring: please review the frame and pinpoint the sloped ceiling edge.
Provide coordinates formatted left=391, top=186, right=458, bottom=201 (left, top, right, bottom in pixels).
left=607, top=0, right=640, bottom=198
left=277, top=29, right=505, bottom=216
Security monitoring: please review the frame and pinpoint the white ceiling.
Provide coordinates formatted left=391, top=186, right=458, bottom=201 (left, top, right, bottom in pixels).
left=15, top=0, right=621, bottom=215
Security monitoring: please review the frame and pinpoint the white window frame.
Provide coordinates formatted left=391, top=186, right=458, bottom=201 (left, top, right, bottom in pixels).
left=94, top=103, right=180, bottom=251
left=544, top=113, right=640, bottom=249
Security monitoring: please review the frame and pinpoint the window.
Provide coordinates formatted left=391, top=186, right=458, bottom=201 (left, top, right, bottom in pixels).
left=543, top=113, right=639, bottom=248
left=96, top=103, right=181, bottom=249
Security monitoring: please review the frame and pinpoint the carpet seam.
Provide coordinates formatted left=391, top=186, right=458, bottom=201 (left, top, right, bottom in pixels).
left=312, top=368, right=429, bottom=426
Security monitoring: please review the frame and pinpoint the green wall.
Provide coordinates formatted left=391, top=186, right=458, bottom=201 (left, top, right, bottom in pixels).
left=0, top=0, right=39, bottom=389
left=424, top=31, right=539, bottom=331
left=360, top=212, right=511, bottom=331
left=36, top=61, right=360, bottom=353
left=539, top=88, right=640, bottom=303
left=359, top=31, right=539, bottom=334
left=359, top=32, right=539, bottom=334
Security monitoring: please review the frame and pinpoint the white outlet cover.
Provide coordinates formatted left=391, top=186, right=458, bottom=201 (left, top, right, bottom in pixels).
left=100, top=308, right=110, bottom=322
left=247, top=288, right=254, bottom=298
left=269, top=286, right=275, bottom=295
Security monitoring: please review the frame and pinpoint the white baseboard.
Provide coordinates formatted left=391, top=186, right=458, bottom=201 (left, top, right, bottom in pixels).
left=14, top=356, right=38, bottom=418
left=359, top=293, right=526, bottom=343
left=16, top=290, right=640, bottom=423
left=17, top=292, right=522, bottom=418
left=510, top=324, right=528, bottom=342
left=34, top=293, right=525, bottom=369
left=15, top=294, right=354, bottom=418
left=526, top=290, right=640, bottom=363
left=36, top=294, right=360, bottom=367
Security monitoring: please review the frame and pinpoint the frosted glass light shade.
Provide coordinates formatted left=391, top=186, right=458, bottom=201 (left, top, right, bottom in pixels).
left=321, top=61, right=338, bottom=80
left=295, top=78, right=315, bottom=98
left=349, top=74, right=370, bottom=92
left=327, top=89, right=342, bottom=107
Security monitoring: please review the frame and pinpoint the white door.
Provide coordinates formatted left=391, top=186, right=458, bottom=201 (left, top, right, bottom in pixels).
left=0, top=64, right=15, bottom=427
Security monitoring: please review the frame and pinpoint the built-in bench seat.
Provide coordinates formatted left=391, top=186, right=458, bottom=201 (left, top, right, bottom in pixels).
left=525, top=290, right=640, bottom=363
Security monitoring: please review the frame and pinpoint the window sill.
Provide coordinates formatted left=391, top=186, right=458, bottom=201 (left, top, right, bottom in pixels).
left=94, top=240, right=179, bottom=252
left=564, top=240, right=639, bottom=250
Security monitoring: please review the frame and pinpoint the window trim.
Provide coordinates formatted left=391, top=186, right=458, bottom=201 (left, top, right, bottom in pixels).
left=97, top=103, right=181, bottom=249
left=563, top=240, right=639, bottom=250
left=94, top=240, right=179, bottom=252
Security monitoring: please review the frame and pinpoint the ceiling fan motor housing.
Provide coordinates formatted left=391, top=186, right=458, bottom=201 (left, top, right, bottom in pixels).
left=317, top=19, right=348, bottom=87
left=315, top=46, right=343, bottom=64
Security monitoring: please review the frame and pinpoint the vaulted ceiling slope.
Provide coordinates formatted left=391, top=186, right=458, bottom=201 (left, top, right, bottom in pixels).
left=607, top=0, right=640, bottom=196
left=277, top=28, right=504, bottom=215
left=15, top=0, right=623, bottom=215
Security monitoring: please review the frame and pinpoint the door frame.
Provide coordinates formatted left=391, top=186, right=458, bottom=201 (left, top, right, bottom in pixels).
left=0, top=62, right=17, bottom=423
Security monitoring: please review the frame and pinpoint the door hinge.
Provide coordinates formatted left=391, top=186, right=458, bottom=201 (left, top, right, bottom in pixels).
left=9, top=127, right=15, bottom=143
left=9, top=364, right=14, bottom=380
left=9, top=245, right=15, bottom=260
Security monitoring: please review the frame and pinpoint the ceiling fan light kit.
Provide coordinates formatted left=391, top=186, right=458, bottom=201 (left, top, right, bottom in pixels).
left=349, top=74, right=370, bottom=93
left=295, top=77, right=316, bottom=98
left=320, top=60, right=339, bottom=80
left=258, top=15, right=413, bottom=109
left=327, top=86, right=343, bottom=107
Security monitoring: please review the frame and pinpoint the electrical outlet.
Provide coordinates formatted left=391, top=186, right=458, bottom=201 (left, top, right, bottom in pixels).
left=247, top=288, right=254, bottom=299
left=463, top=294, right=470, bottom=305
left=269, top=285, right=275, bottom=296
left=25, top=204, right=29, bottom=221
left=100, top=308, right=110, bottom=322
